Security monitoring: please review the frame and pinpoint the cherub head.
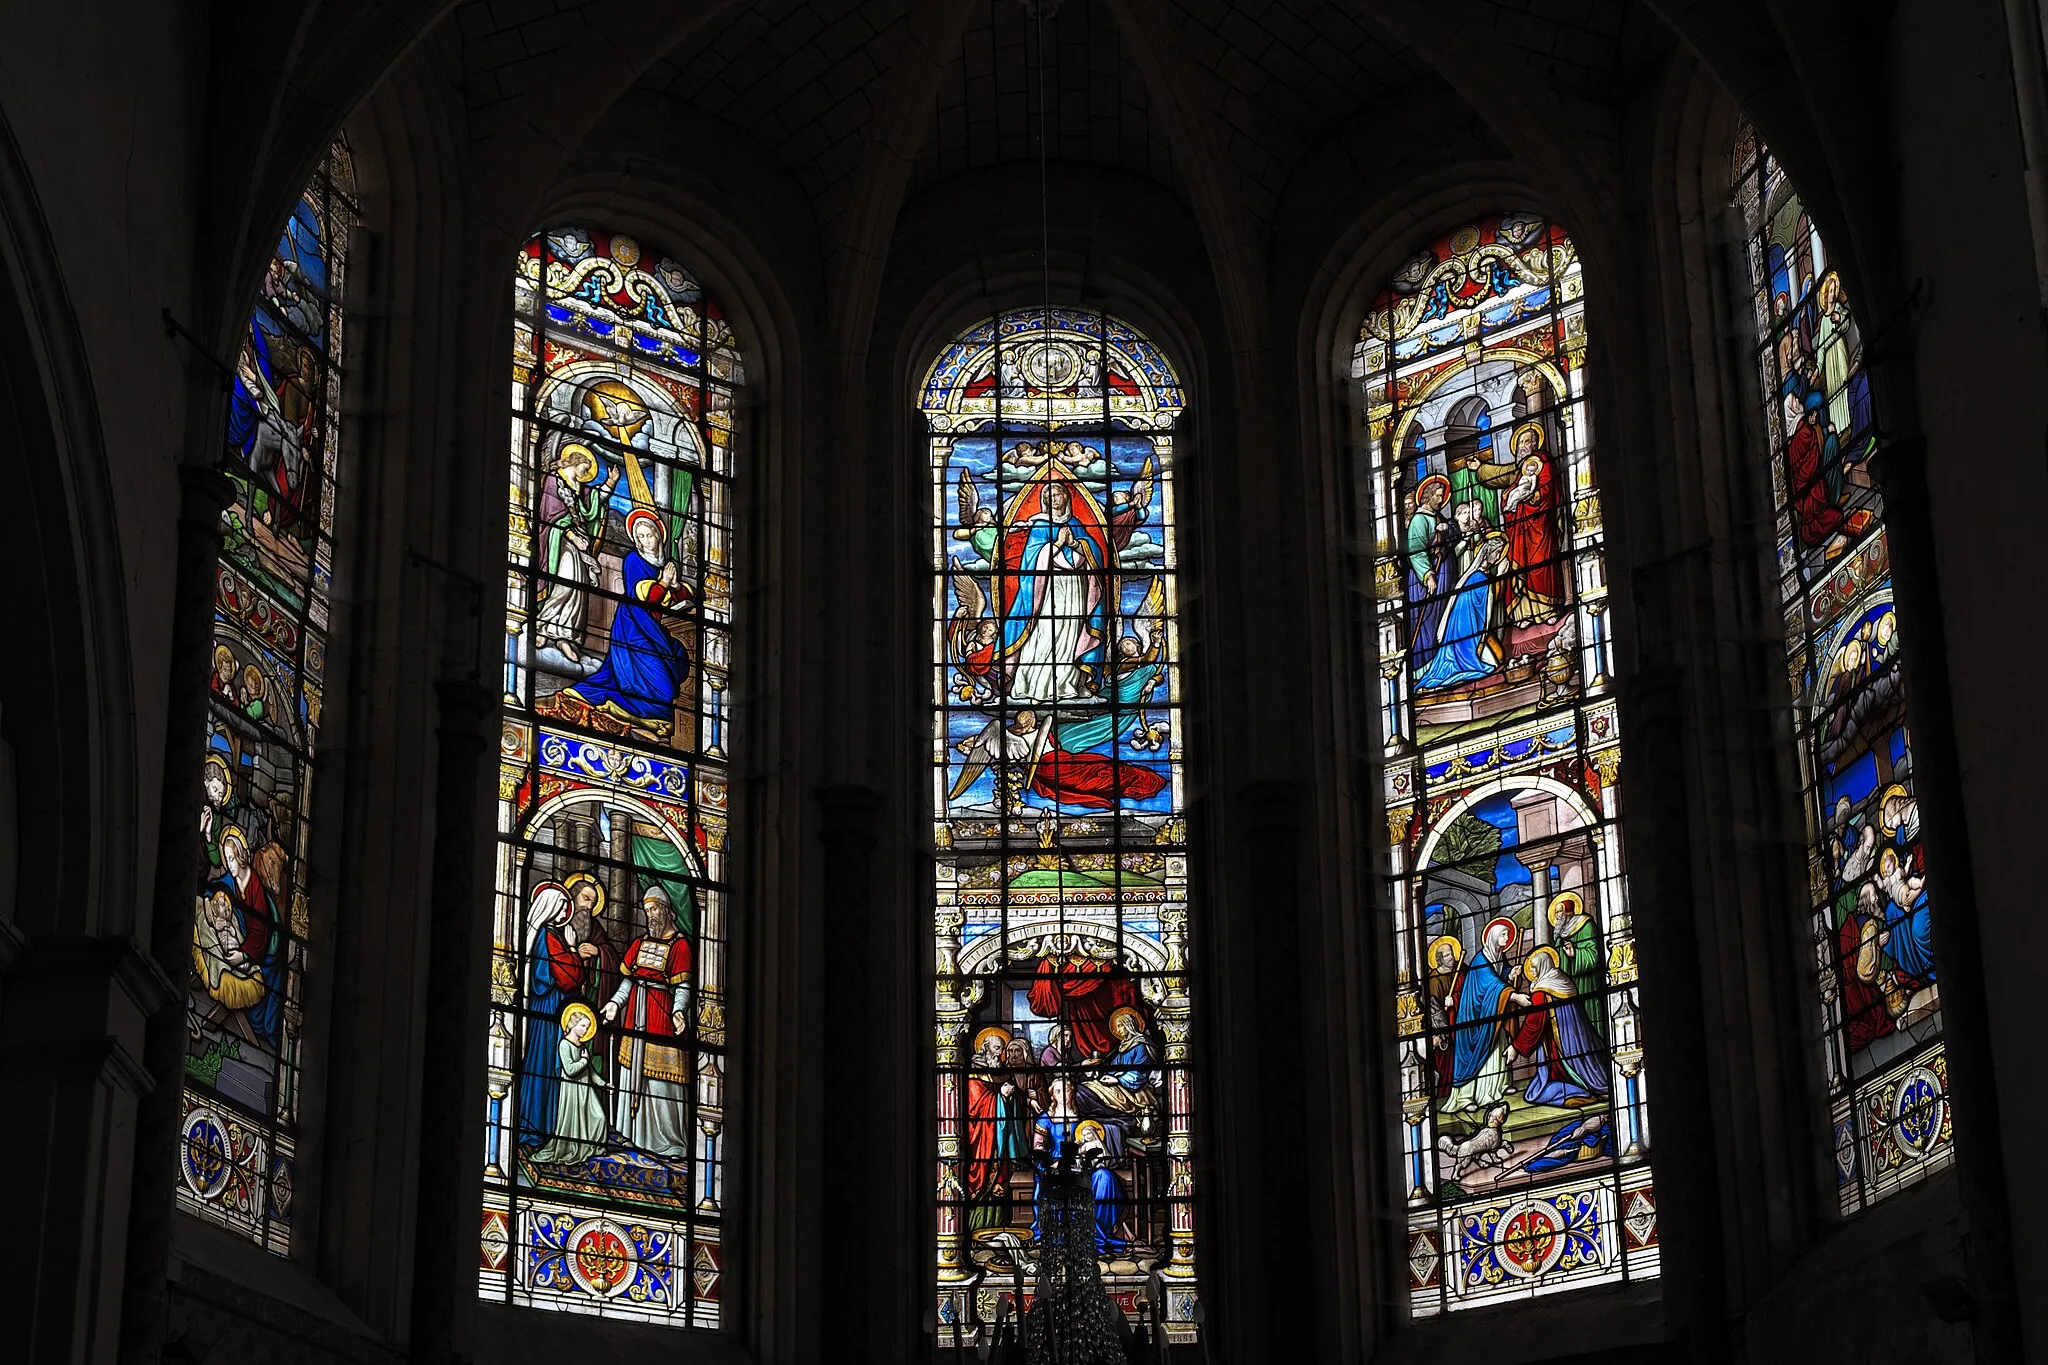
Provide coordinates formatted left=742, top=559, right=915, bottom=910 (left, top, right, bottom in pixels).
left=972, top=506, right=996, bottom=528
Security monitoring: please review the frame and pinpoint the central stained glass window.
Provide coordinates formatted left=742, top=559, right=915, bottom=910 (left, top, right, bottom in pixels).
left=925, top=308, right=1200, bottom=1343
left=1354, top=214, right=1659, bottom=1313
left=482, top=226, right=739, bottom=1326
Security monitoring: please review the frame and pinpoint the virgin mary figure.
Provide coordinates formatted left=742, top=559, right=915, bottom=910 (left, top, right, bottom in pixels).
left=516, top=884, right=588, bottom=1150
left=996, top=473, right=1110, bottom=704
left=542, top=508, right=692, bottom=739
left=1445, top=917, right=1519, bottom=1114
left=1415, top=533, right=1508, bottom=691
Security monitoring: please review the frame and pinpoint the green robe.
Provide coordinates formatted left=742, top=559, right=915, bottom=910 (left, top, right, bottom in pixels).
left=1451, top=454, right=1517, bottom=526
left=530, top=1036, right=609, bottom=1166
left=1555, top=914, right=1605, bottom=1036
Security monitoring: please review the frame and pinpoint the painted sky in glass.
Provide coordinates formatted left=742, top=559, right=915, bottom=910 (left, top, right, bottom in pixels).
left=926, top=309, right=1200, bottom=1344
left=483, top=227, right=740, bottom=1326
left=180, top=140, right=355, bottom=1253
left=1732, top=128, right=1951, bottom=1212
left=1354, top=215, right=1659, bottom=1314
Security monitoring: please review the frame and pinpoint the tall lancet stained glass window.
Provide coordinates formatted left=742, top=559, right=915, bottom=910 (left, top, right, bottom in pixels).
left=483, top=228, right=740, bottom=1326
left=1732, top=129, right=1952, bottom=1210
left=926, top=310, right=1201, bottom=1343
left=1355, top=216, right=1658, bottom=1313
left=180, top=140, right=355, bottom=1252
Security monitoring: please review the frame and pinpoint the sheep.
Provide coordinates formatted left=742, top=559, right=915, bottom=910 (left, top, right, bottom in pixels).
left=1437, top=1103, right=1513, bottom=1179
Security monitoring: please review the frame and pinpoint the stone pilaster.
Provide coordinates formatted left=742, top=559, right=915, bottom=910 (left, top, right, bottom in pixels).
left=1870, top=437, right=2020, bottom=1361
left=410, top=679, right=497, bottom=1365
left=121, top=464, right=234, bottom=1365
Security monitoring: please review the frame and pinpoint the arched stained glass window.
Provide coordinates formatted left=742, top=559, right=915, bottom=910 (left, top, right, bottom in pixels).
left=482, top=228, right=740, bottom=1326
left=1732, top=129, right=1952, bottom=1211
left=1354, top=216, right=1658, bottom=1313
left=179, top=139, right=355, bottom=1253
left=925, top=309, right=1201, bottom=1343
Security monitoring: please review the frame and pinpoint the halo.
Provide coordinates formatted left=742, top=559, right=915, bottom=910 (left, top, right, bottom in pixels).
left=1546, top=890, right=1584, bottom=926
left=1511, top=421, right=1546, bottom=454
left=203, top=753, right=231, bottom=782
left=562, top=871, right=607, bottom=917
left=1425, top=934, right=1463, bottom=967
left=1075, top=1120, right=1107, bottom=1145
left=1416, top=473, right=1452, bottom=505
left=218, top=825, right=249, bottom=857
left=1524, top=945, right=1561, bottom=975
left=625, top=508, right=666, bottom=543
left=212, top=644, right=234, bottom=670
left=529, top=881, right=572, bottom=924
left=1107, top=1006, right=1145, bottom=1037
left=973, top=1026, right=1012, bottom=1055
left=1482, top=916, right=1519, bottom=951
left=560, top=1001, right=598, bottom=1037
left=556, top=442, right=599, bottom=483
left=1876, top=783, right=1912, bottom=836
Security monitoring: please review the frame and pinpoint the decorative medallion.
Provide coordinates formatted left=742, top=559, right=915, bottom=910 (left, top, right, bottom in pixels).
left=181, top=1107, right=232, bottom=1200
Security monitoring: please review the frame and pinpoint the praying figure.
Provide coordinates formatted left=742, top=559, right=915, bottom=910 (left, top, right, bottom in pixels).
left=530, top=1003, right=609, bottom=1166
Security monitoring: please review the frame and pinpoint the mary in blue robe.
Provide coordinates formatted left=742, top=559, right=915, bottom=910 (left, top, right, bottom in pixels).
left=1879, top=847, right=1937, bottom=982
left=1415, top=538, right=1506, bottom=691
left=1448, top=935, right=1516, bottom=1111
left=1030, top=1111, right=1126, bottom=1254
left=557, top=514, right=692, bottom=738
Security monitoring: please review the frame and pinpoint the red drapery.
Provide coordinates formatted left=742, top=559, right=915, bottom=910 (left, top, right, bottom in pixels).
left=1027, top=958, right=1144, bottom=1058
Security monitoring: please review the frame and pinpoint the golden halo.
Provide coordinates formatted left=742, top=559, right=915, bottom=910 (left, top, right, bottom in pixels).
left=1107, top=1007, right=1145, bottom=1037
left=1426, top=934, right=1463, bottom=967
left=1546, top=890, right=1584, bottom=927
left=218, top=825, right=249, bottom=857
left=1075, top=1120, right=1107, bottom=1145
left=557, top=442, right=599, bottom=483
left=973, top=1026, right=1012, bottom=1054
left=1876, top=784, right=1912, bottom=836
left=212, top=644, right=234, bottom=671
left=1511, top=421, right=1546, bottom=455
left=562, top=871, right=607, bottom=917
left=1523, top=945, right=1561, bottom=977
left=203, top=753, right=231, bottom=782
left=559, top=1001, right=598, bottom=1037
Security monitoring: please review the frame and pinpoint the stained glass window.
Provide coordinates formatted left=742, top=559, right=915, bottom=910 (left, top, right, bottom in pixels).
left=179, top=140, right=355, bottom=1252
left=1354, top=215, right=1659, bottom=1313
left=926, top=309, right=1200, bottom=1343
left=1732, top=129, right=1952, bottom=1211
left=482, top=228, right=740, bottom=1325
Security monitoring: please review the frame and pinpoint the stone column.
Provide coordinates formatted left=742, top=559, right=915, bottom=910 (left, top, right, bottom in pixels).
left=409, top=680, right=496, bottom=1365
left=1620, top=655, right=1728, bottom=1363
left=815, top=785, right=881, bottom=1360
left=1240, top=780, right=1309, bottom=1362
left=120, top=464, right=234, bottom=1365
left=1870, top=438, right=2020, bottom=1361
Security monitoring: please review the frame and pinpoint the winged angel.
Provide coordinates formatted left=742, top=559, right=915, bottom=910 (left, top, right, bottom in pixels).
left=948, top=574, right=1171, bottom=808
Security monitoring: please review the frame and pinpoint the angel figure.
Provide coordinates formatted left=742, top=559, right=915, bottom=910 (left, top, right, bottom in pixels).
left=951, top=469, right=999, bottom=564
left=949, top=708, right=1046, bottom=807
left=946, top=557, right=1000, bottom=703
left=1110, top=456, right=1155, bottom=554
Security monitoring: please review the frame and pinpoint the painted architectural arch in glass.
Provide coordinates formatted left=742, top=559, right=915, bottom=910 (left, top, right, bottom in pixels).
left=179, top=139, right=355, bottom=1253
left=1732, top=128, right=1952, bottom=1212
left=1354, top=215, right=1659, bottom=1313
left=926, top=309, right=1201, bottom=1343
left=482, top=227, right=740, bottom=1326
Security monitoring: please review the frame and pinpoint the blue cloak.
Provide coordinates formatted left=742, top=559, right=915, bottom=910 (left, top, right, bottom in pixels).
left=1415, top=559, right=1503, bottom=690
left=568, top=549, right=692, bottom=724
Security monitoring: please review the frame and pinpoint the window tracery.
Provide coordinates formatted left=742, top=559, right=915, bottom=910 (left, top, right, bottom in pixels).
left=178, top=139, right=356, bottom=1253
left=925, top=308, right=1200, bottom=1343
left=1731, top=127, right=1953, bottom=1211
left=482, top=227, right=740, bottom=1325
left=1353, top=215, right=1659, bottom=1313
